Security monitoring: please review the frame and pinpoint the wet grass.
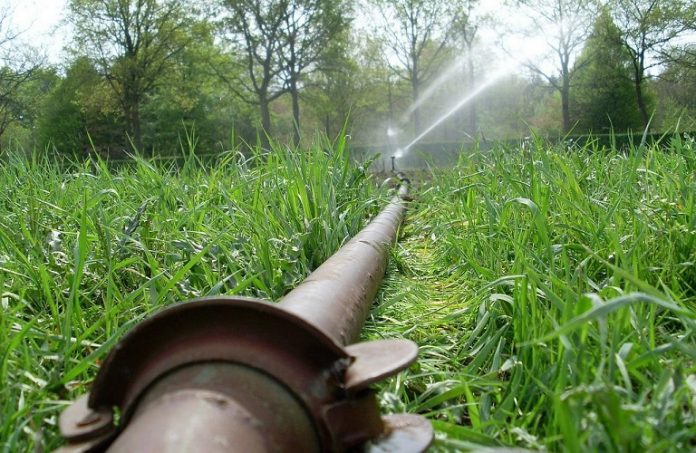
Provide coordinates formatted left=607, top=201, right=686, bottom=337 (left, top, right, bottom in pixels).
left=365, top=135, right=696, bottom=451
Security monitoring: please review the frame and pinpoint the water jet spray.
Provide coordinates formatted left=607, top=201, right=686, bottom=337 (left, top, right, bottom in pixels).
left=402, top=67, right=510, bottom=155
left=401, top=55, right=468, bottom=123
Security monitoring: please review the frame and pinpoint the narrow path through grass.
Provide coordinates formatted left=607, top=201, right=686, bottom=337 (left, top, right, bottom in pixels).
left=364, top=202, right=505, bottom=451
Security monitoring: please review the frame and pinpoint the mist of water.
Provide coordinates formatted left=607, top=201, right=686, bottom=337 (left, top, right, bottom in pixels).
left=400, top=55, right=468, bottom=123
left=400, top=66, right=510, bottom=155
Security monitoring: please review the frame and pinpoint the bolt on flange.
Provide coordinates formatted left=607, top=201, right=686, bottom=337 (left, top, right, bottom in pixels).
left=58, top=297, right=432, bottom=452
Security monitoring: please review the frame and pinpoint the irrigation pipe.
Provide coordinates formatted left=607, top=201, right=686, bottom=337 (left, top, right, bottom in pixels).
left=56, top=175, right=432, bottom=452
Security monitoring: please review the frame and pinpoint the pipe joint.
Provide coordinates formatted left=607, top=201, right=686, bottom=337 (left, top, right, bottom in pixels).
left=58, top=297, right=432, bottom=452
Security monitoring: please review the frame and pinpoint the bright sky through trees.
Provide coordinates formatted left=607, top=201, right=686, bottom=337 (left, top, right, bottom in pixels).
left=9, top=0, right=68, bottom=63
left=9, top=0, right=695, bottom=68
left=15, top=0, right=558, bottom=67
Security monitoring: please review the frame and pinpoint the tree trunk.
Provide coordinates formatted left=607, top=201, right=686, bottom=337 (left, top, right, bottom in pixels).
left=259, top=95, right=272, bottom=147
left=132, top=105, right=142, bottom=153
left=411, top=68, right=421, bottom=134
left=467, top=48, right=476, bottom=136
left=324, top=114, right=331, bottom=138
left=290, top=77, right=300, bottom=146
left=123, top=68, right=143, bottom=152
left=387, top=77, right=394, bottom=125
left=634, top=76, right=649, bottom=129
left=561, top=74, right=571, bottom=133
left=631, top=52, right=650, bottom=130
left=124, top=102, right=143, bottom=152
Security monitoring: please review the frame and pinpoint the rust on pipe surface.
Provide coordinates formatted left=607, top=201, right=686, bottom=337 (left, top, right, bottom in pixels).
left=279, top=195, right=406, bottom=345
left=56, top=177, right=432, bottom=452
left=108, top=363, right=318, bottom=452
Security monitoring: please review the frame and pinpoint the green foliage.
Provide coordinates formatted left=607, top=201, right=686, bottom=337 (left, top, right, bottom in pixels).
left=0, top=67, right=59, bottom=151
left=39, top=31, right=254, bottom=156
left=0, top=11, right=43, bottom=148
left=139, top=21, right=257, bottom=153
left=2, top=0, right=696, bottom=153
left=654, top=49, right=696, bottom=131
left=9, top=0, right=695, bottom=153
left=68, top=0, right=195, bottom=150
left=37, top=57, right=123, bottom=155
left=302, top=32, right=371, bottom=138
left=612, top=0, right=695, bottom=127
left=365, top=140, right=696, bottom=451
left=478, top=75, right=550, bottom=138
left=337, top=36, right=412, bottom=143
left=571, top=9, right=643, bottom=133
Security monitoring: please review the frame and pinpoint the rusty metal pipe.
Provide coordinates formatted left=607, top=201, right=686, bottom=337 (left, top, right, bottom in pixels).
left=279, top=194, right=406, bottom=345
left=108, top=363, right=318, bottom=453
left=57, top=177, right=431, bottom=452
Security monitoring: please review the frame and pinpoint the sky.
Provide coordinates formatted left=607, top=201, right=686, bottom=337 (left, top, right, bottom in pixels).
left=11, top=0, right=548, bottom=68
left=7, top=0, right=68, bottom=63
left=7, top=0, right=692, bottom=71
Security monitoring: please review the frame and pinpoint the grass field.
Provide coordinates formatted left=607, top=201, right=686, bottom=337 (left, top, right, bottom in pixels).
left=1, top=135, right=695, bottom=451
left=367, top=136, right=696, bottom=451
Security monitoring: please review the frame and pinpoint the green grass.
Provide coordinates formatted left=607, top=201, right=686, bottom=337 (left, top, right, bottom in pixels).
left=365, top=135, right=696, bottom=451
left=2, top=134, right=695, bottom=451
left=0, top=137, right=381, bottom=450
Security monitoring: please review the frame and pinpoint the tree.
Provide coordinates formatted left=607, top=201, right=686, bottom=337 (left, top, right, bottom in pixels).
left=218, top=0, right=290, bottom=140
left=664, top=45, right=696, bottom=71
left=0, top=3, right=41, bottom=147
left=301, top=34, right=358, bottom=139
left=218, top=0, right=348, bottom=144
left=1, top=68, right=59, bottom=150
left=140, top=22, right=257, bottom=152
left=452, top=1, right=482, bottom=136
left=0, top=67, right=36, bottom=144
left=278, top=0, right=349, bottom=144
left=514, top=0, right=598, bottom=133
left=370, top=0, right=456, bottom=133
left=477, top=74, right=545, bottom=138
left=571, top=8, right=642, bottom=132
left=69, top=0, right=193, bottom=151
left=342, top=36, right=413, bottom=145
left=612, top=0, right=695, bottom=128
left=38, top=57, right=123, bottom=155
left=653, top=47, right=696, bottom=131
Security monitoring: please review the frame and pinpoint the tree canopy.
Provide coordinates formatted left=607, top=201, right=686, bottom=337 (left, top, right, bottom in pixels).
left=571, top=7, right=642, bottom=132
left=0, top=0, right=694, bottom=155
